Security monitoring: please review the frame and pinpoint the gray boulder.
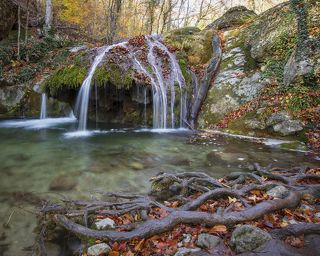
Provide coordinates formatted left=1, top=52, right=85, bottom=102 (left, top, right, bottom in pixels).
left=266, top=111, right=290, bottom=126
left=266, top=185, right=289, bottom=199
left=245, top=119, right=266, bottom=130
left=231, top=225, right=272, bottom=253
left=87, top=243, right=111, bottom=256
left=273, top=120, right=303, bottom=136
left=206, top=6, right=257, bottom=30
left=196, top=233, right=222, bottom=249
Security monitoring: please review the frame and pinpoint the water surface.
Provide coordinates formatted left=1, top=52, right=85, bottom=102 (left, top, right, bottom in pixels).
left=0, top=118, right=318, bottom=255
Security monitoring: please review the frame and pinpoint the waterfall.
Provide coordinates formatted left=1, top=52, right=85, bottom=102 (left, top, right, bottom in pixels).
left=40, top=93, right=47, bottom=119
left=74, top=36, right=187, bottom=131
left=146, top=37, right=168, bottom=129
left=75, top=42, right=126, bottom=131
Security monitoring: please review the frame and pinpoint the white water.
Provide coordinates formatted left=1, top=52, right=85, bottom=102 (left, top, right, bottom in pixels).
left=146, top=37, right=168, bottom=129
left=75, top=42, right=127, bottom=131
left=152, top=38, right=187, bottom=128
left=0, top=117, right=76, bottom=129
left=40, top=93, right=47, bottom=119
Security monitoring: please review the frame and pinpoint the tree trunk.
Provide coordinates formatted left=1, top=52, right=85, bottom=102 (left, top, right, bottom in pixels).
left=17, top=5, right=21, bottom=60
left=44, top=0, right=53, bottom=36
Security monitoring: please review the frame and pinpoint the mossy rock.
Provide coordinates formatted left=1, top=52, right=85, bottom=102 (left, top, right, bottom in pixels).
left=206, top=6, right=257, bottom=30
left=164, top=27, right=214, bottom=66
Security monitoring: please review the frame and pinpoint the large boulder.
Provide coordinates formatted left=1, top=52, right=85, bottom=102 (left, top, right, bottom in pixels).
left=206, top=6, right=257, bottom=30
left=231, top=225, right=272, bottom=253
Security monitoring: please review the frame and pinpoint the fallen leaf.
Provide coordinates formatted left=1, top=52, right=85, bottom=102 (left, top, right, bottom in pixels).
left=209, top=224, right=227, bottom=233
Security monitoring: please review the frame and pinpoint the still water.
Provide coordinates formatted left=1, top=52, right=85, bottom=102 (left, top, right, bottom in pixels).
left=0, top=118, right=318, bottom=255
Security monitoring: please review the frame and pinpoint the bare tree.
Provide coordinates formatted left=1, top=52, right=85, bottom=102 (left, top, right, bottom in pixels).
left=106, top=0, right=122, bottom=44
left=44, top=0, right=53, bottom=36
left=17, top=4, right=21, bottom=60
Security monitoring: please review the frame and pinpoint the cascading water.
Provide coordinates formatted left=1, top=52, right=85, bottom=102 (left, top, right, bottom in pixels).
left=40, top=93, right=47, bottom=119
left=133, top=35, right=187, bottom=129
left=75, top=42, right=126, bottom=131
left=152, top=37, right=187, bottom=128
left=146, top=37, right=168, bottom=129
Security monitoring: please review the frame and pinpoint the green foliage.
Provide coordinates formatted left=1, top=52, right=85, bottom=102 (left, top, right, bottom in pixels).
left=17, top=67, right=37, bottom=83
left=94, top=64, right=133, bottom=89
left=284, top=85, right=320, bottom=113
left=176, top=52, right=192, bottom=86
left=19, top=36, right=72, bottom=63
left=44, top=65, right=87, bottom=95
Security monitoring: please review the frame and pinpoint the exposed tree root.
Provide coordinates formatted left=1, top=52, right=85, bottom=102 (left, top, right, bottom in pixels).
left=37, top=163, right=320, bottom=254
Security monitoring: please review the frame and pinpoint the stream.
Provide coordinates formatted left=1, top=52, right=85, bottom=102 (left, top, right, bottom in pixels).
left=0, top=118, right=319, bottom=255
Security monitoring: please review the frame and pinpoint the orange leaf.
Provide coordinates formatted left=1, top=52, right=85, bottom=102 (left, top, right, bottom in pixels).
left=134, top=239, right=145, bottom=251
left=209, top=224, right=227, bottom=233
left=109, top=251, right=120, bottom=256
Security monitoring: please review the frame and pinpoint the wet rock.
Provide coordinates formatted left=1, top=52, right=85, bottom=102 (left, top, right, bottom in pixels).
left=266, top=185, right=289, bottom=199
left=87, top=243, right=111, bottom=256
left=196, top=233, right=222, bottom=249
left=266, top=111, right=290, bottom=126
left=129, top=161, right=144, bottom=170
left=49, top=174, right=77, bottom=191
left=95, top=218, right=115, bottom=230
left=273, top=120, right=303, bottom=136
left=0, top=84, right=25, bottom=114
left=231, top=225, right=272, bottom=253
left=174, top=247, right=201, bottom=256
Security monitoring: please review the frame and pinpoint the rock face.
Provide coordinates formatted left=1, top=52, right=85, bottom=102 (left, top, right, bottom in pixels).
left=199, top=1, right=319, bottom=138
left=231, top=225, right=272, bottom=253
left=283, top=39, right=320, bottom=86
left=87, top=243, right=111, bottom=256
left=0, top=1, right=17, bottom=41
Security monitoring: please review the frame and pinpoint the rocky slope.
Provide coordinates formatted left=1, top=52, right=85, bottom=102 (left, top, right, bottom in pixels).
left=198, top=1, right=319, bottom=145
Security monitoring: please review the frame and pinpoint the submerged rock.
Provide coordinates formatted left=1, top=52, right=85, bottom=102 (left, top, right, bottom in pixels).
left=49, top=174, right=77, bottom=191
left=196, top=233, right=222, bottom=249
left=95, top=218, right=115, bottom=230
left=87, top=243, right=111, bottom=256
left=231, top=225, right=272, bottom=253
left=129, top=161, right=144, bottom=170
left=266, top=185, right=289, bottom=199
